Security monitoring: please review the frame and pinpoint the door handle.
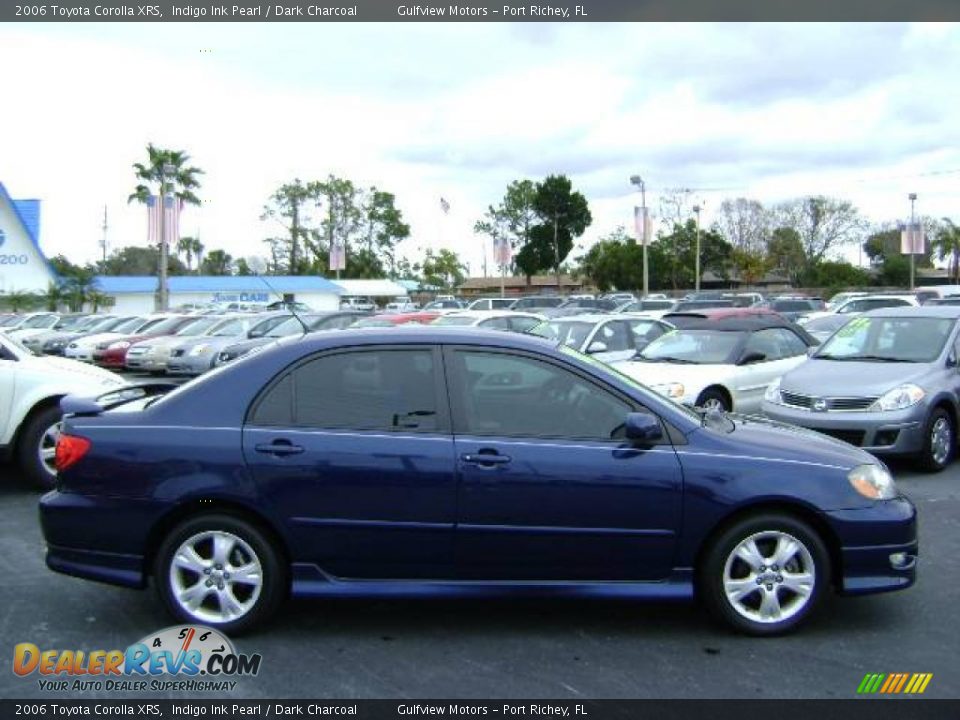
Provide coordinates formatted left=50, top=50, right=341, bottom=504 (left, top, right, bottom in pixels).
left=254, top=441, right=305, bottom=456
left=460, top=453, right=511, bottom=466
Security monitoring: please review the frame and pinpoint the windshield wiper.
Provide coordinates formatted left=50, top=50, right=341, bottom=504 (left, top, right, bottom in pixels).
left=818, top=353, right=910, bottom=362
left=649, top=356, right=697, bottom=364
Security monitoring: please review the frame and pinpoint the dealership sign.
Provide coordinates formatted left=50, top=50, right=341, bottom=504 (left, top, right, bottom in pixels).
left=212, top=292, right=269, bottom=303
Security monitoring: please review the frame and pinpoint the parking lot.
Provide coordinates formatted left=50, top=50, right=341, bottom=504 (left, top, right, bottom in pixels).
left=1, top=458, right=956, bottom=700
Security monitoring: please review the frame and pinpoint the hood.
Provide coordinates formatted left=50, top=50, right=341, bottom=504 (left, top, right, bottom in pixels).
left=781, top=358, right=934, bottom=397
left=71, top=331, right=124, bottom=347
left=711, top=413, right=877, bottom=470
left=21, top=354, right=126, bottom=386
left=134, top=334, right=192, bottom=351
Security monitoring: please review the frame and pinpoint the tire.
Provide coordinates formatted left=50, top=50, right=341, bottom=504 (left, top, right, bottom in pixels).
left=698, top=514, right=830, bottom=636
left=154, top=514, right=285, bottom=635
left=917, top=408, right=954, bottom=473
left=16, top=405, right=63, bottom=492
left=695, top=387, right=730, bottom=412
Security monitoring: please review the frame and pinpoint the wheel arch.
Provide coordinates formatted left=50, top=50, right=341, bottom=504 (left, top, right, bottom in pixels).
left=144, top=497, right=293, bottom=589
left=696, top=384, right=733, bottom=411
left=11, top=394, right=64, bottom=454
left=692, top=500, right=843, bottom=591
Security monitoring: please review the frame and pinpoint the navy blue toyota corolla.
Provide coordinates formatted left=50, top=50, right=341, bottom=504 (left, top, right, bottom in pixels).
left=40, top=328, right=917, bottom=635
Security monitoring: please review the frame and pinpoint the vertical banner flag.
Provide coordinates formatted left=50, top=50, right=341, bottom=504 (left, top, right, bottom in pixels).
left=440, top=197, right=451, bottom=214
left=162, top=194, right=182, bottom=248
left=493, top=235, right=512, bottom=267
left=329, top=239, right=346, bottom=271
left=900, top=223, right=925, bottom=255
left=146, top=195, right=161, bottom=247
left=633, top=206, right=651, bottom=246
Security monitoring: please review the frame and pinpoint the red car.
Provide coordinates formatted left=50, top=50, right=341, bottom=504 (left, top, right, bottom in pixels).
left=351, top=311, right=441, bottom=327
left=663, top=306, right=783, bottom=327
left=92, top=315, right=199, bottom=369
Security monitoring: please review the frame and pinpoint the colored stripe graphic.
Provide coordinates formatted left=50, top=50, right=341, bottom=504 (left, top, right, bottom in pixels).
left=858, top=673, right=932, bottom=694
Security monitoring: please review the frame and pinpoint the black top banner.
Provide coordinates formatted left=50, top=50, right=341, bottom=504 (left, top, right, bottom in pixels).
left=3, top=0, right=960, bottom=22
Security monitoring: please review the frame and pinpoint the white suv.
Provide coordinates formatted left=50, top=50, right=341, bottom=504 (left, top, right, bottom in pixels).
left=0, top=332, right=124, bottom=489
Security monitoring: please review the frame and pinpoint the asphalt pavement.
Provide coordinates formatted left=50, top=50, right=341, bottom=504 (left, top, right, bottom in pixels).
left=0, top=459, right=956, bottom=700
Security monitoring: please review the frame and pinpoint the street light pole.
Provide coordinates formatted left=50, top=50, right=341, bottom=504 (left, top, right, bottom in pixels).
left=157, top=162, right=175, bottom=312
left=693, top=204, right=702, bottom=294
left=630, top=175, right=649, bottom=297
left=909, top=193, right=918, bottom=291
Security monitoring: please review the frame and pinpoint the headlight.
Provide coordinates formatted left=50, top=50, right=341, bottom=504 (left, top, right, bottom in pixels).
left=188, top=344, right=210, bottom=356
left=650, top=382, right=685, bottom=400
left=108, top=341, right=131, bottom=350
left=764, top=378, right=782, bottom=403
left=871, top=384, right=925, bottom=411
left=848, top=464, right=897, bottom=500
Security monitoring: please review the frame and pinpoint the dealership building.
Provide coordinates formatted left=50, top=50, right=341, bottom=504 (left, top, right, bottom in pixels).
left=0, top=183, right=59, bottom=294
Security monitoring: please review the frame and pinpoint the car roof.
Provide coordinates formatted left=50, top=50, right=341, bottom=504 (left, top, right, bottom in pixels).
left=548, top=313, right=657, bottom=324
left=665, top=307, right=779, bottom=320
left=862, top=306, right=960, bottom=319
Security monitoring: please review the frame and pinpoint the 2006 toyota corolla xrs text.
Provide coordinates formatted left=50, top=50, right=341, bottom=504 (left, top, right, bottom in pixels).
left=39, top=327, right=917, bottom=635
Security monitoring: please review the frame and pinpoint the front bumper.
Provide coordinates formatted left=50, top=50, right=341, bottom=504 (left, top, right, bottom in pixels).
left=827, top=495, right=918, bottom=595
left=125, top=353, right=170, bottom=371
left=762, top=401, right=926, bottom=456
left=94, top=350, right=127, bottom=369
left=166, top=352, right=215, bottom=375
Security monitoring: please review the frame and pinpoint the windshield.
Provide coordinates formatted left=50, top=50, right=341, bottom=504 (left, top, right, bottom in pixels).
left=803, top=315, right=851, bottom=334
left=209, top=318, right=247, bottom=336
left=22, top=315, right=57, bottom=329
left=431, top=315, right=478, bottom=326
left=266, top=316, right=309, bottom=337
left=531, top=321, right=593, bottom=348
left=144, top=316, right=188, bottom=334
left=175, top=317, right=220, bottom=336
left=247, top=315, right=289, bottom=338
left=639, top=329, right=744, bottom=364
left=815, top=316, right=954, bottom=363
left=112, top=317, right=148, bottom=334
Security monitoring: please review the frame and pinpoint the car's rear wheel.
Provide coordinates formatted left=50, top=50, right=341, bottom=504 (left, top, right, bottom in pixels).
left=17, top=405, right=62, bottom=492
left=699, top=514, right=829, bottom=636
left=695, top=387, right=730, bottom=412
left=918, top=408, right=954, bottom=473
left=154, top=514, right=284, bottom=634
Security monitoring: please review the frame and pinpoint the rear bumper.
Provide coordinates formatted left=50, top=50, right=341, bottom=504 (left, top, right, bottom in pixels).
left=827, top=496, right=918, bottom=595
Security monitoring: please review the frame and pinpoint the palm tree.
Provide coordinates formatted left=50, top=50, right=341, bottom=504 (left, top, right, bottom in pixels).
left=63, top=267, right=98, bottom=312
left=42, top=281, right=68, bottom=311
left=0, top=290, right=41, bottom=312
left=933, top=219, right=960, bottom=283
left=128, top=144, right=203, bottom=207
left=176, top=236, right=205, bottom=273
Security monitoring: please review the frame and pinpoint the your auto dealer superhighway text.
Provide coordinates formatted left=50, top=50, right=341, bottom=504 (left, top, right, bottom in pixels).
left=399, top=705, right=587, bottom=716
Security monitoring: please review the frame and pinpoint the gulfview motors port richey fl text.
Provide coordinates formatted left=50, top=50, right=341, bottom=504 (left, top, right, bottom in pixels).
left=398, top=5, right=587, bottom=17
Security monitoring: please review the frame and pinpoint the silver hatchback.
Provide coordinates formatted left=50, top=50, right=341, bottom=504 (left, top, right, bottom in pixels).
left=762, top=306, right=960, bottom=472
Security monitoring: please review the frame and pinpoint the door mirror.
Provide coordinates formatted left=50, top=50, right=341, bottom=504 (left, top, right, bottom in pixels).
left=738, top=351, right=767, bottom=365
left=587, top=340, right=608, bottom=354
left=625, top=412, right=663, bottom=443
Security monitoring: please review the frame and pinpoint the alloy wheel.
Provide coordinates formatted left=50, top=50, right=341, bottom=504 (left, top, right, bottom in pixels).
left=37, top=421, right=62, bottom=479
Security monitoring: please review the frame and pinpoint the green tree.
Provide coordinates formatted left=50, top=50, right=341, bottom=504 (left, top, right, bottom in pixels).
left=528, top=175, right=592, bottom=287
left=576, top=227, right=645, bottom=291
left=654, top=220, right=732, bottom=290
left=261, top=179, right=315, bottom=275
left=176, top=236, right=205, bottom=273
left=41, top=281, right=68, bottom=311
left=200, top=249, right=234, bottom=276
left=774, top=196, right=866, bottom=280
left=805, top=260, right=871, bottom=290
left=99, top=246, right=188, bottom=276
left=48, top=254, right=84, bottom=277
left=419, top=249, right=466, bottom=289
left=234, top=258, right=253, bottom=276
left=766, top=227, right=806, bottom=285
left=62, top=266, right=98, bottom=312
left=128, top=144, right=203, bottom=207
left=933, top=219, right=960, bottom=283
left=312, top=175, right=363, bottom=271
left=0, top=290, right=41, bottom=312
left=716, top=198, right=770, bottom=255
left=362, top=189, right=410, bottom=276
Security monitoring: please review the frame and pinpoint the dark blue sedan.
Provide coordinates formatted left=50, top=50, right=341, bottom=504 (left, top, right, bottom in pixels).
left=40, top=328, right=917, bottom=635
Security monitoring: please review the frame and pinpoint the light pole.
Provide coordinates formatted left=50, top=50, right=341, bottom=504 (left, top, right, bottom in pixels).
left=157, top=162, right=175, bottom=311
left=693, top=204, right=702, bottom=294
left=908, top=193, right=918, bottom=291
left=630, top=175, right=649, bottom=297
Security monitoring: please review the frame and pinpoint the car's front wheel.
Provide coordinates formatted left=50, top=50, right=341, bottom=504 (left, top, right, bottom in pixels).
left=918, top=408, right=954, bottom=473
left=17, top=405, right=63, bottom=491
left=154, top=514, right=285, bottom=634
left=699, top=514, right=829, bottom=636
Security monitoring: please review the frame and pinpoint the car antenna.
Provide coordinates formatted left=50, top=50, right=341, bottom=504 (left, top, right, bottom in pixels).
left=255, top=272, right=310, bottom=335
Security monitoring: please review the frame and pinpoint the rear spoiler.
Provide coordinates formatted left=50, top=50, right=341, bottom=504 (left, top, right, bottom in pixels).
left=60, top=383, right=180, bottom=417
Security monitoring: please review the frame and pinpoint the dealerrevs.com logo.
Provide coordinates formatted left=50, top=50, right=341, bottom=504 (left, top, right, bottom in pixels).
left=13, top=625, right=262, bottom=692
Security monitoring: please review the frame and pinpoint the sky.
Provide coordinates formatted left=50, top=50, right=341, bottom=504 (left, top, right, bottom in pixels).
left=2, top=22, right=959, bottom=276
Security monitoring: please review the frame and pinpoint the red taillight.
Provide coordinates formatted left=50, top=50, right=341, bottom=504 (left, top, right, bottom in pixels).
left=55, top=434, right=91, bottom=473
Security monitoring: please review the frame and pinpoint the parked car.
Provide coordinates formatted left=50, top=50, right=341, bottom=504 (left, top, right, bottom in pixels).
left=613, top=316, right=817, bottom=413
left=0, top=312, right=59, bottom=335
left=93, top=315, right=198, bottom=370
left=721, top=293, right=764, bottom=307
left=663, top=306, right=782, bottom=328
left=41, top=315, right=128, bottom=356
left=431, top=310, right=544, bottom=333
left=509, top=296, right=565, bottom=311
left=214, top=312, right=366, bottom=367
left=166, top=316, right=262, bottom=376
left=530, top=314, right=674, bottom=364
left=64, top=316, right=165, bottom=362
left=126, top=315, right=231, bottom=374
left=617, top=299, right=677, bottom=316
left=7, top=313, right=84, bottom=343
left=265, top=301, right=312, bottom=312
left=466, top=297, right=516, bottom=311
left=21, top=314, right=100, bottom=353
left=799, top=294, right=919, bottom=325
left=340, top=297, right=377, bottom=312
left=763, top=298, right=822, bottom=322
left=0, top=331, right=124, bottom=489
left=670, top=299, right=735, bottom=313
left=351, top=312, right=441, bottom=327
left=922, top=296, right=960, bottom=307
left=763, top=306, right=960, bottom=472
left=421, top=299, right=464, bottom=313
left=825, top=291, right=868, bottom=311
left=42, top=326, right=917, bottom=635
left=800, top=314, right=853, bottom=343
left=383, top=301, right=420, bottom=313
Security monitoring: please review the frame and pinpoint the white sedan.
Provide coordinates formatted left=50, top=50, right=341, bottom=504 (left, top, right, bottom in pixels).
left=530, top=314, right=674, bottom=364
left=612, top=317, right=817, bottom=414
left=431, top=310, right=545, bottom=333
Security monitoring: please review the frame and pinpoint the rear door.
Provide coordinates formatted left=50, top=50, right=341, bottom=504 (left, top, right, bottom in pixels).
left=445, top=347, right=683, bottom=581
left=243, top=346, right=458, bottom=579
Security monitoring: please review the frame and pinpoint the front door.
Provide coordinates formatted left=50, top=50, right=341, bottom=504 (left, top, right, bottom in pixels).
left=444, top=347, right=683, bottom=581
left=243, top=346, right=457, bottom=579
